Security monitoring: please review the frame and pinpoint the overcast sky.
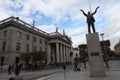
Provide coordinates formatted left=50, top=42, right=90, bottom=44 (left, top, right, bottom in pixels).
left=0, top=0, right=120, bottom=50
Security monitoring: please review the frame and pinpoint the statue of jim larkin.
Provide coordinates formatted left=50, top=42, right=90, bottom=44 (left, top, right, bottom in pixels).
left=80, top=6, right=99, bottom=33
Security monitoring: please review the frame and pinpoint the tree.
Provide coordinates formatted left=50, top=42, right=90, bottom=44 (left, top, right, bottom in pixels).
left=78, top=44, right=88, bottom=68
left=108, top=50, right=116, bottom=58
left=20, top=51, right=47, bottom=69
left=100, top=40, right=112, bottom=58
left=78, top=44, right=88, bottom=59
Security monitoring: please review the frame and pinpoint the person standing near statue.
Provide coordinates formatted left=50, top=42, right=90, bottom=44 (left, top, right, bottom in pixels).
left=80, top=6, right=99, bottom=33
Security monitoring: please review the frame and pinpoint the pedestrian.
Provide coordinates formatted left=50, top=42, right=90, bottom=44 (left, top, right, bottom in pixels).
left=14, top=64, right=23, bottom=80
left=74, top=61, right=77, bottom=71
left=74, top=58, right=81, bottom=71
left=14, top=64, right=20, bottom=76
left=8, top=64, right=11, bottom=75
left=11, top=65, right=14, bottom=72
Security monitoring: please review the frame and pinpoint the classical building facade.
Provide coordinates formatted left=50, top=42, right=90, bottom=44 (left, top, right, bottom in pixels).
left=0, top=17, right=72, bottom=66
left=114, top=41, right=120, bottom=55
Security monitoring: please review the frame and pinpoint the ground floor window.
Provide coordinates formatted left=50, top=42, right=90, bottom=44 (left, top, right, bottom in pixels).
left=15, top=57, right=19, bottom=64
left=1, top=57, right=4, bottom=66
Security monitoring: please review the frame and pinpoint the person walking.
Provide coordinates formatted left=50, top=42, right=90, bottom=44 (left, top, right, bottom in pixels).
left=8, top=64, right=11, bottom=75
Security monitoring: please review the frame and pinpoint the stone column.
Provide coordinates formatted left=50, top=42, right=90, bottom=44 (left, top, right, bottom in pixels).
left=63, top=45, right=65, bottom=62
left=51, top=45, right=55, bottom=64
left=60, top=43, right=63, bottom=63
left=53, top=48, right=56, bottom=64
left=47, top=44, right=51, bottom=65
left=59, top=43, right=61, bottom=62
left=56, top=43, right=60, bottom=63
left=64, top=46, right=66, bottom=62
left=62, top=44, right=65, bottom=63
left=66, top=46, right=68, bottom=62
left=68, top=47, right=70, bottom=62
left=65, top=46, right=67, bottom=63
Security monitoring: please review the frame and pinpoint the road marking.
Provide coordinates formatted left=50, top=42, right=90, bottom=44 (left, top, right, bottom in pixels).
left=36, top=72, right=64, bottom=80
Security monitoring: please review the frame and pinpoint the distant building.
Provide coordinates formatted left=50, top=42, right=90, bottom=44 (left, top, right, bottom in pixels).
left=73, top=48, right=80, bottom=58
left=0, top=17, right=72, bottom=66
left=114, top=41, right=120, bottom=55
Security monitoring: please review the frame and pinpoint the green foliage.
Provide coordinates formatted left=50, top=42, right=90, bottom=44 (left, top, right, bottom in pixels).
left=100, top=40, right=115, bottom=58
left=100, top=40, right=110, bottom=49
left=78, top=44, right=87, bottom=51
left=108, top=50, right=116, bottom=57
left=78, top=44, right=88, bottom=61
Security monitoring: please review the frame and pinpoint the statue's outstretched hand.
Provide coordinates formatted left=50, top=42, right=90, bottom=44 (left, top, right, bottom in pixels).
left=97, top=6, right=100, bottom=9
left=80, top=9, right=83, bottom=12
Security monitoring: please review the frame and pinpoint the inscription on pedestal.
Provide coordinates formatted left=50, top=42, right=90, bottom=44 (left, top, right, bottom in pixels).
left=91, top=52, right=99, bottom=61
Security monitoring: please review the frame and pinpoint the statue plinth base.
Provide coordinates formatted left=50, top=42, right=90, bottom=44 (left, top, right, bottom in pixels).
left=86, top=32, right=106, bottom=77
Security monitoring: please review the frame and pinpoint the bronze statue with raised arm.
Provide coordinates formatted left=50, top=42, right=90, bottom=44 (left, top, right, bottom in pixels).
left=80, top=6, right=99, bottom=33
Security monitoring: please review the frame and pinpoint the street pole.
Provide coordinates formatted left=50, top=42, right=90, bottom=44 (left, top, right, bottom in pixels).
left=31, top=56, right=33, bottom=71
left=31, top=20, right=35, bottom=71
left=64, top=70, right=66, bottom=80
left=100, top=33, right=109, bottom=69
left=63, top=64, right=66, bottom=80
left=32, top=20, right=35, bottom=52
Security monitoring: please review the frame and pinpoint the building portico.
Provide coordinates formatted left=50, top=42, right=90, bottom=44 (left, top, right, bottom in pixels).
left=47, top=31, right=72, bottom=65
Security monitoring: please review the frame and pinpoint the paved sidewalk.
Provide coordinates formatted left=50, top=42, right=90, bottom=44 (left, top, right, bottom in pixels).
left=37, top=70, right=120, bottom=80
left=0, top=65, right=72, bottom=80
left=0, top=60, right=120, bottom=80
left=0, top=68, right=63, bottom=80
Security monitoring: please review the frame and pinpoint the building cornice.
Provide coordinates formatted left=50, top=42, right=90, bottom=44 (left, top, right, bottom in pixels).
left=0, top=17, right=72, bottom=45
left=0, top=16, right=49, bottom=39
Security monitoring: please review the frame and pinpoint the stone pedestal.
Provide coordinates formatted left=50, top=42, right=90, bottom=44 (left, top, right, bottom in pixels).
left=86, top=32, right=106, bottom=77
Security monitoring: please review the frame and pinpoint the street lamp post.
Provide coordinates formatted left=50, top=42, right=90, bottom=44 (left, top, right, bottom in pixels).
left=100, top=33, right=109, bottom=69
left=31, top=56, right=33, bottom=71
left=31, top=20, right=35, bottom=71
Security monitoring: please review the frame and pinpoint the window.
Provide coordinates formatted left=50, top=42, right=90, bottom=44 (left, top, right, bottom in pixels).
left=40, top=39, right=42, bottom=43
left=26, top=34, right=29, bottom=40
left=4, top=30, right=7, bottom=37
left=45, top=48, right=47, bottom=51
left=34, top=46, right=36, bottom=51
left=26, top=44, right=29, bottom=52
left=45, top=41, right=47, bottom=45
left=4, top=30, right=7, bottom=40
left=2, top=41, right=6, bottom=51
left=33, top=37, right=36, bottom=42
left=1, top=57, right=4, bottom=66
left=17, top=31, right=21, bottom=41
left=16, top=42, right=20, bottom=51
left=40, top=47, right=42, bottom=51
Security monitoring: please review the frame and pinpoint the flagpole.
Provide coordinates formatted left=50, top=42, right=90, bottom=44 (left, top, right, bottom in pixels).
left=12, top=0, right=15, bottom=17
left=88, top=0, right=92, bottom=13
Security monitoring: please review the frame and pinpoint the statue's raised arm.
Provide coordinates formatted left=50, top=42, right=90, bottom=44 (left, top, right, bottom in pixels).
left=80, top=9, right=87, bottom=16
left=80, top=6, right=100, bottom=33
left=92, top=6, right=100, bottom=15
